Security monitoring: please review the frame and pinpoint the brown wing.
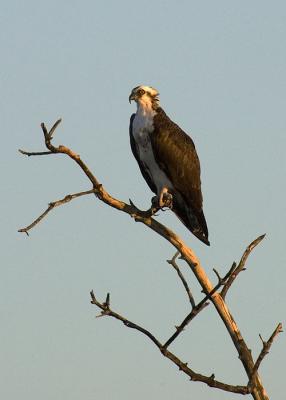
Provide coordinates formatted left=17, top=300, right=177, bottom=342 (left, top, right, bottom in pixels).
left=151, top=108, right=209, bottom=244
left=152, top=108, right=203, bottom=211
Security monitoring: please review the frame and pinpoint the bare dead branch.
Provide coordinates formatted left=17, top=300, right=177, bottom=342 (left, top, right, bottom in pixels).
left=220, top=234, right=266, bottom=299
left=90, top=290, right=162, bottom=348
left=18, top=120, right=63, bottom=157
left=90, top=291, right=249, bottom=395
left=18, top=189, right=97, bottom=234
left=248, top=323, right=283, bottom=390
left=41, top=121, right=103, bottom=189
left=19, top=120, right=274, bottom=399
left=18, top=121, right=180, bottom=237
left=167, top=251, right=196, bottom=307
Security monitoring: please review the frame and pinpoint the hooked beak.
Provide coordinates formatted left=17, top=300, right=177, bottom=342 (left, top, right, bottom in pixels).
left=129, top=93, right=136, bottom=103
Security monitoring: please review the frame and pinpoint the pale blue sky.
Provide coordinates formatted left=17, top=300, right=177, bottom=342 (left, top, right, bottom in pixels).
left=2, top=1, right=286, bottom=399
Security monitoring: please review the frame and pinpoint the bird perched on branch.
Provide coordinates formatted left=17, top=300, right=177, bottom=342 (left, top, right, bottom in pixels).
left=129, top=85, right=209, bottom=245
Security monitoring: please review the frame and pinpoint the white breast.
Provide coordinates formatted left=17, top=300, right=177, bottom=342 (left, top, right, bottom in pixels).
left=133, top=109, right=173, bottom=194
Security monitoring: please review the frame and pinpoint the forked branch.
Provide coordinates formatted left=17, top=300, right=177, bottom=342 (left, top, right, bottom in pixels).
left=248, top=323, right=283, bottom=390
left=18, top=189, right=97, bottom=235
left=90, top=291, right=249, bottom=395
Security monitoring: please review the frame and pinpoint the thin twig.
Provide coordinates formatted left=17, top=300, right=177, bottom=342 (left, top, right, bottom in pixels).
left=90, top=291, right=249, bottom=395
left=163, top=301, right=209, bottom=349
left=167, top=251, right=195, bottom=307
left=248, top=323, right=283, bottom=390
left=48, top=118, right=62, bottom=139
left=18, top=189, right=97, bottom=234
left=18, top=149, right=54, bottom=156
left=213, top=268, right=223, bottom=283
left=221, top=235, right=266, bottom=299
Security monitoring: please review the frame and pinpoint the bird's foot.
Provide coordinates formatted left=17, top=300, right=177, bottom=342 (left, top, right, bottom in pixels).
left=147, top=190, right=173, bottom=216
left=153, top=188, right=174, bottom=210
left=161, top=191, right=173, bottom=210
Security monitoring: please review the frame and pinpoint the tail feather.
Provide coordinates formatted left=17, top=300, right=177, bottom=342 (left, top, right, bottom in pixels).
left=173, top=196, right=210, bottom=246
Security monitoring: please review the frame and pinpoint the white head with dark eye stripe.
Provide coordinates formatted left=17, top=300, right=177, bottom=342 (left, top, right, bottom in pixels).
left=129, top=85, right=160, bottom=110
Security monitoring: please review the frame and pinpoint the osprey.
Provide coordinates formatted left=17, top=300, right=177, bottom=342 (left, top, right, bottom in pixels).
left=129, top=85, right=209, bottom=246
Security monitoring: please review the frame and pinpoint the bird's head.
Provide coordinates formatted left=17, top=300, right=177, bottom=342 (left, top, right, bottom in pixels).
left=129, top=85, right=160, bottom=110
